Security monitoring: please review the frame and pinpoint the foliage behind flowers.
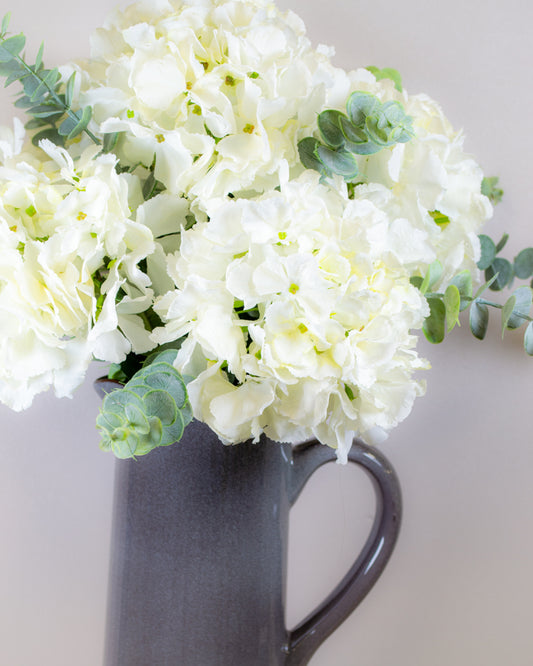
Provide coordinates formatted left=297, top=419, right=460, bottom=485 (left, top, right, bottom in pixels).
left=0, top=0, right=531, bottom=462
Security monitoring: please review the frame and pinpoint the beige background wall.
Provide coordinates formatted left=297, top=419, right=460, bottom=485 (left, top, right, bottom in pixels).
left=0, top=1, right=531, bottom=664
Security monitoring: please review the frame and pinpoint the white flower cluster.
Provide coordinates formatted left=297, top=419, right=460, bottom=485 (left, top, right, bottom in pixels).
left=153, top=173, right=430, bottom=462
left=342, top=69, right=492, bottom=284
left=72, top=0, right=349, bottom=203
left=0, top=137, right=154, bottom=410
left=0, top=0, right=495, bottom=460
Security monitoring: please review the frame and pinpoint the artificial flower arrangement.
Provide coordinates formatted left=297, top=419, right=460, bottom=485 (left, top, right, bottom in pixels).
left=0, top=0, right=531, bottom=464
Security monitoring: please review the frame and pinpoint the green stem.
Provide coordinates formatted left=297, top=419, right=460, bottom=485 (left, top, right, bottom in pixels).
left=476, top=298, right=533, bottom=322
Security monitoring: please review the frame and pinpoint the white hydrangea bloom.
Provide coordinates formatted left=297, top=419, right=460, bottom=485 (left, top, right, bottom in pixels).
left=0, top=139, right=155, bottom=410
left=153, top=172, right=429, bottom=462
left=70, top=0, right=350, bottom=203
left=343, top=69, right=493, bottom=286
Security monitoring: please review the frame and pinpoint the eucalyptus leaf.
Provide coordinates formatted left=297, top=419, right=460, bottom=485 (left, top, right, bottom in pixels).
left=514, top=248, right=533, bottom=280
left=477, top=234, right=496, bottom=270
left=300, top=90, right=414, bottom=178
left=67, top=105, right=92, bottom=139
left=343, top=138, right=381, bottom=156
left=31, top=127, right=64, bottom=147
left=346, top=91, right=379, bottom=127
left=0, top=27, right=100, bottom=146
left=524, top=321, right=533, bottom=355
left=27, top=103, right=65, bottom=118
left=98, top=349, right=192, bottom=458
left=102, top=131, right=120, bottom=154
left=58, top=114, right=77, bottom=136
left=365, top=114, right=390, bottom=146
left=34, top=41, right=44, bottom=71
left=64, top=71, right=76, bottom=107
left=382, top=100, right=408, bottom=124
left=0, top=58, right=23, bottom=78
left=450, top=271, right=473, bottom=311
left=1, top=13, right=11, bottom=36
left=297, top=137, right=324, bottom=173
left=423, top=297, right=446, bottom=344
left=474, top=273, right=499, bottom=299
left=501, top=295, right=517, bottom=337
left=419, top=260, right=443, bottom=294
left=30, top=68, right=60, bottom=102
left=506, top=286, right=533, bottom=330
left=495, top=232, right=509, bottom=254
left=24, top=117, right=48, bottom=129
left=339, top=114, right=367, bottom=144
left=0, top=34, right=25, bottom=62
left=469, top=300, right=489, bottom=340
left=317, top=110, right=345, bottom=149
left=13, top=94, right=32, bottom=108
left=143, top=389, right=178, bottom=425
left=4, top=69, right=23, bottom=87
left=316, top=144, right=358, bottom=180
left=444, top=284, right=461, bottom=332
left=22, top=72, right=42, bottom=98
left=161, top=411, right=186, bottom=446
left=485, top=257, right=513, bottom=291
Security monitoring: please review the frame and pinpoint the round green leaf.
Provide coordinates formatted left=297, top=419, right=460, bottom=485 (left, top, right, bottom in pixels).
left=501, top=295, right=517, bottom=337
left=514, top=248, right=533, bottom=280
left=506, top=286, right=532, bottom=330
left=143, top=389, right=178, bottom=426
left=477, top=234, right=496, bottom=270
left=495, top=232, right=509, bottom=253
left=346, top=92, right=379, bottom=127
left=124, top=403, right=150, bottom=435
left=444, top=284, right=461, bottom=332
left=103, top=388, right=144, bottom=412
left=420, top=260, right=443, bottom=294
left=469, top=300, right=489, bottom=340
left=161, top=411, right=186, bottom=447
left=317, top=110, right=346, bottom=149
left=338, top=115, right=367, bottom=144
left=423, top=297, right=446, bottom=344
left=96, top=411, right=124, bottom=432
left=316, top=145, right=359, bottom=180
left=98, top=349, right=191, bottom=458
left=343, top=138, right=381, bottom=155
left=297, top=137, right=324, bottom=173
left=485, top=257, right=514, bottom=291
left=450, top=271, right=473, bottom=311
left=133, top=417, right=163, bottom=456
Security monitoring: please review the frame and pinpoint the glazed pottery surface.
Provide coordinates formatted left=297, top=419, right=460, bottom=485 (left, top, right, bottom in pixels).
left=99, top=405, right=401, bottom=666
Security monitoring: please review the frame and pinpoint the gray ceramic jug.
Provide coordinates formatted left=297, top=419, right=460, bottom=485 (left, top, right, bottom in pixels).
left=101, top=414, right=401, bottom=666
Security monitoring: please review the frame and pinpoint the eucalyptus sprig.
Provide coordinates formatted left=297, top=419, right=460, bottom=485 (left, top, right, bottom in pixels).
left=298, top=90, right=414, bottom=181
left=97, top=349, right=192, bottom=459
left=0, top=13, right=99, bottom=147
left=477, top=231, right=533, bottom=292
left=413, top=260, right=533, bottom=355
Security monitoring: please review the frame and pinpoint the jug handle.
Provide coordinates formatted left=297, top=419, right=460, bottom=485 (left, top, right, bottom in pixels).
left=284, top=439, right=401, bottom=665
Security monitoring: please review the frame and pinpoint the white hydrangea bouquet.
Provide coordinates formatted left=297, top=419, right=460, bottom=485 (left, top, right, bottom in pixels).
left=0, top=0, right=531, bottom=463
